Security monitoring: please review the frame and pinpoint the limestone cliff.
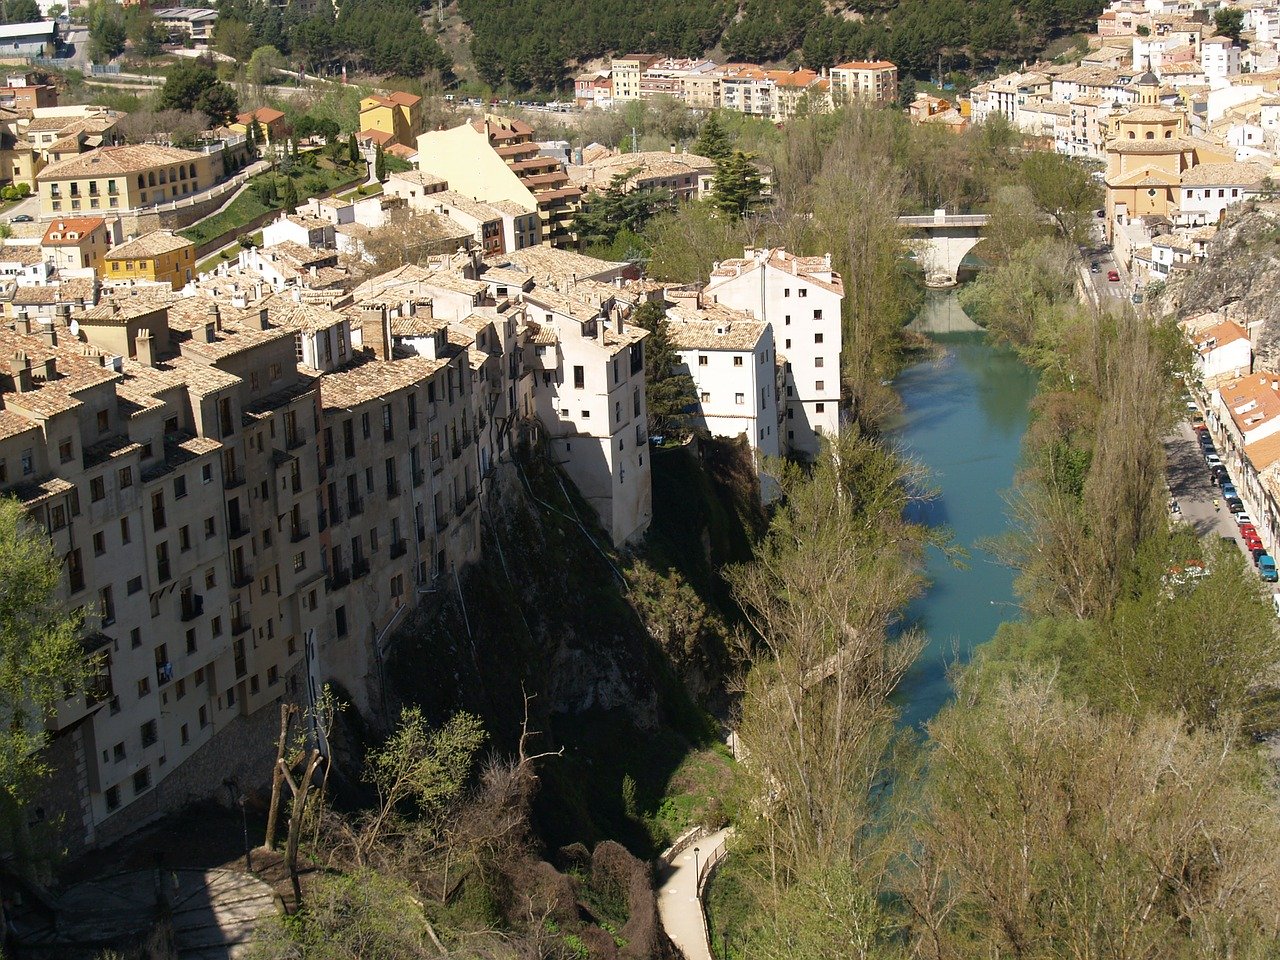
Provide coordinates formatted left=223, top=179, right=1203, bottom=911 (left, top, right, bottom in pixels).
left=1158, top=203, right=1280, bottom=367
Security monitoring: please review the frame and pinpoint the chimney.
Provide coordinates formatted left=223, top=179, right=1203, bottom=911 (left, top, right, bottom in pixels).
left=13, top=310, right=30, bottom=336
left=40, top=357, right=55, bottom=380
left=136, top=329, right=155, bottom=368
left=207, top=303, right=221, bottom=331
left=244, top=307, right=269, bottom=331
left=38, top=319, right=56, bottom=348
left=614, top=310, right=623, bottom=335
left=56, top=304, right=71, bottom=322
left=362, top=304, right=391, bottom=361
left=10, top=351, right=31, bottom=392
left=198, top=321, right=215, bottom=344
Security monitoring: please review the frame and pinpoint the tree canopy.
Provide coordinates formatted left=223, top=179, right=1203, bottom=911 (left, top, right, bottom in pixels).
left=158, top=57, right=240, bottom=126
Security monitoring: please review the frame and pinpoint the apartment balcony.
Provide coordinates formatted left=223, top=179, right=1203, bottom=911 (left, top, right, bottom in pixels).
left=351, top=557, right=370, bottom=580
left=329, top=503, right=344, bottom=524
left=231, top=566, right=254, bottom=589
left=326, top=568, right=350, bottom=591
left=317, top=508, right=328, bottom=533
left=234, top=652, right=246, bottom=679
left=180, top=593, right=204, bottom=622
left=224, top=468, right=246, bottom=489
left=435, top=514, right=448, bottom=534
left=431, top=457, right=443, bottom=476
left=412, top=468, right=425, bottom=487
left=450, top=442, right=462, bottom=460
left=286, top=429, right=307, bottom=451
left=231, top=614, right=251, bottom=636
left=389, top=538, right=407, bottom=559
left=348, top=496, right=364, bottom=517
left=454, top=497, right=466, bottom=519
left=228, top=513, right=250, bottom=539
left=291, top=520, right=310, bottom=543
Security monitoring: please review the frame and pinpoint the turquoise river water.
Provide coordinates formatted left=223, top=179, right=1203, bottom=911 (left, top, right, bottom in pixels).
left=889, top=291, right=1039, bottom=729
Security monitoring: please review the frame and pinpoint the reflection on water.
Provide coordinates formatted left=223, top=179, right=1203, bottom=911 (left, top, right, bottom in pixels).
left=892, top=291, right=1038, bottom=730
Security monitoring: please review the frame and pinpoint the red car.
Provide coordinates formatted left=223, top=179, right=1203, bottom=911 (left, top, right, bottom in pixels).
left=1107, top=270, right=1120, bottom=282
left=1241, top=523, right=1259, bottom=540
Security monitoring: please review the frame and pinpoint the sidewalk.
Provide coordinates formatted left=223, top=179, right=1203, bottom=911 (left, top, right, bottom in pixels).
left=656, top=827, right=731, bottom=960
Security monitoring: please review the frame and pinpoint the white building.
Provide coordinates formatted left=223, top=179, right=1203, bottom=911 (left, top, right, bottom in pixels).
left=262, top=212, right=336, bottom=251
left=1189, top=315, right=1252, bottom=383
left=1175, top=161, right=1268, bottom=226
left=664, top=295, right=780, bottom=458
left=704, top=248, right=843, bottom=459
left=1200, top=37, right=1241, bottom=81
left=0, top=242, right=53, bottom=285
left=521, top=285, right=652, bottom=544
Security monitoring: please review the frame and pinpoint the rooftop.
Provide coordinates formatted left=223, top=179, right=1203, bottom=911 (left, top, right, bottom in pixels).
left=38, top=143, right=204, bottom=181
left=105, top=231, right=193, bottom=260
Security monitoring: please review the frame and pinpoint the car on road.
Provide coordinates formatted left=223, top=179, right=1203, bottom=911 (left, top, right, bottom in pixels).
left=1222, top=482, right=1238, bottom=498
left=10, top=214, right=31, bottom=223
left=1254, top=546, right=1270, bottom=565
left=1090, top=262, right=1100, bottom=273
left=1260, top=555, right=1278, bottom=582
left=1107, top=269, right=1120, bottom=282
left=1236, top=511, right=1253, bottom=526
left=1206, top=454, right=1223, bottom=468
left=1227, top=498, right=1245, bottom=514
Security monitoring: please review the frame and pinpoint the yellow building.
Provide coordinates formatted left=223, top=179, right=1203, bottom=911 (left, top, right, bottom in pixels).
left=358, top=91, right=422, bottom=150
left=103, top=231, right=196, bottom=289
left=417, top=116, right=582, bottom=248
left=231, top=106, right=287, bottom=146
left=829, top=60, right=899, bottom=106
left=36, top=144, right=217, bottom=218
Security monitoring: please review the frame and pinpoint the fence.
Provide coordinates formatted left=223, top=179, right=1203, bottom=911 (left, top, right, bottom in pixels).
left=695, top=837, right=728, bottom=898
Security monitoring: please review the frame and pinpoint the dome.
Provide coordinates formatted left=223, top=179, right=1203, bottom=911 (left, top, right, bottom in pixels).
left=1137, top=70, right=1159, bottom=86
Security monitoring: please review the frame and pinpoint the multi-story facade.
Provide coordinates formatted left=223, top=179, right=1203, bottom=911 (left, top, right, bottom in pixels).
left=41, top=216, right=110, bottom=273
left=358, top=92, right=423, bottom=150
left=704, top=248, right=843, bottom=459
left=664, top=294, right=780, bottom=459
left=567, top=150, right=716, bottom=202
left=416, top=116, right=582, bottom=248
left=36, top=144, right=219, bottom=219
left=0, top=72, right=56, bottom=111
left=829, top=60, right=898, bottom=106
left=103, top=231, right=197, bottom=290
left=610, top=54, right=661, bottom=101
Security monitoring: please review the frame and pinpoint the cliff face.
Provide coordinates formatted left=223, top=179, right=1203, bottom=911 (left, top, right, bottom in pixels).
left=1159, top=204, right=1280, bottom=367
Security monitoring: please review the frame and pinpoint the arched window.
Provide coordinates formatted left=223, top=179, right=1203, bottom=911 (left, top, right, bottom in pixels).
left=1128, top=131, right=1136, bottom=139
left=147, top=172, right=155, bottom=187
left=1165, top=129, right=1172, bottom=138
left=1146, top=130, right=1155, bottom=139
left=137, top=174, right=145, bottom=189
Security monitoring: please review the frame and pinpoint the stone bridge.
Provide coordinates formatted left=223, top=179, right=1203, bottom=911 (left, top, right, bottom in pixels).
left=898, top=209, right=991, bottom=287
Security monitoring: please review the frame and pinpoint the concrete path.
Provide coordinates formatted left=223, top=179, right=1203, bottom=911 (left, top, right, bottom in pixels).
left=656, top=828, right=731, bottom=960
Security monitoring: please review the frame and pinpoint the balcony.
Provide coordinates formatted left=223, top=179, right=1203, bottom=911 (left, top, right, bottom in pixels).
left=231, top=614, right=251, bottom=636
left=180, top=593, right=204, bottom=622
left=432, top=457, right=444, bottom=476
left=286, top=429, right=306, bottom=451
left=329, top=503, right=344, bottom=524
left=224, top=468, right=245, bottom=489
left=326, top=568, right=350, bottom=591
left=454, top=498, right=466, bottom=519
left=231, top=566, right=253, bottom=589
left=389, top=538, right=407, bottom=559
left=348, top=496, right=364, bottom=517
left=291, top=521, right=310, bottom=543
left=416, top=523, right=426, bottom=543
left=228, top=513, right=250, bottom=539
left=317, top=509, right=328, bottom=533
left=351, top=557, right=370, bottom=580
left=387, top=482, right=400, bottom=499
left=234, top=652, right=247, bottom=679
left=156, top=560, right=171, bottom=584
left=450, top=442, right=462, bottom=460
left=412, top=468, right=425, bottom=487
left=435, top=513, right=448, bottom=533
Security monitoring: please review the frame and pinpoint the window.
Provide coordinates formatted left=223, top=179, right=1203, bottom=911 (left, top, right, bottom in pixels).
left=698, top=355, right=708, bottom=366
left=174, top=476, right=187, bottom=499
left=816, top=403, right=826, bottom=413
left=96, top=410, right=109, bottom=434
left=581, top=409, right=590, bottom=419
left=90, top=476, right=105, bottom=501
left=784, top=288, right=791, bottom=297
left=574, top=365, right=585, bottom=389
left=700, top=391, right=710, bottom=403
left=199, top=705, right=208, bottom=728
left=151, top=492, right=165, bottom=530
left=59, top=438, right=73, bottom=463
left=815, top=381, right=825, bottom=391
left=382, top=404, right=393, bottom=441
left=335, top=605, right=347, bottom=637
left=137, top=676, right=150, bottom=698
left=113, top=741, right=125, bottom=762
left=361, top=412, right=370, bottom=439
left=815, top=357, right=824, bottom=368
left=212, top=615, right=222, bottom=637
left=93, top=531, right=106, bottom=556
left=815, top=333, right=824, bottom=344
left=268, top=665, right=279, bottom=686
left=99, top=585, right=115, bottom=626
left=140, top=720, right=157, bottom=747
left=180, top=724, right=189, bottom=745
left=20, top=449, right=32, bottom=476
left=735, top=393, right=745, bottom=405
left=133, top=767, right=151, bottom=795
left=813, top=309, right=822, bottom=320
left=733, top=356, right=743, bottom=367
left=120, top=517, right=130, bottom=544
left=118, top=467, right=132, bottom=488
left=293, top=552, right=306, bottom=572
left=202, top=463, right=212, bottom=484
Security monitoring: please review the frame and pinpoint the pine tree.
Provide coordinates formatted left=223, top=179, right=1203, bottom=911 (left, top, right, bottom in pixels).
left=375, top=144, right=387, bottom=182
left=710, top=150, right=763, bottom=220
left=281, top=176, right=299, bottom=212
left=693, top=111, right=732, bottom=161
left=348, top=132, right=360, bottom=167
left=632, top=300, right=697, bottom=440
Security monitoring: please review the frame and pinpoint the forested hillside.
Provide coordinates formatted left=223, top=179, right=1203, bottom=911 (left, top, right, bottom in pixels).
left=460, top=0, right=1107, bottom=90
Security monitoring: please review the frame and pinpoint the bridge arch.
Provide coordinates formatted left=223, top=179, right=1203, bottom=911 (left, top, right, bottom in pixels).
left=898, top=209, right=991, bottom=287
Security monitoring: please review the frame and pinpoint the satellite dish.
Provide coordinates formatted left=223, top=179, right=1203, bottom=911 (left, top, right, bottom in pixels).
left=68, top=319, right=79, bottom=339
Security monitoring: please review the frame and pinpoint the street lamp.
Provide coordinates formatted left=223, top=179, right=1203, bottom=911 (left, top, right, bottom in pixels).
left=693, top=847, right=701, bottom=889
left=224, top=778, right=251, bottom=871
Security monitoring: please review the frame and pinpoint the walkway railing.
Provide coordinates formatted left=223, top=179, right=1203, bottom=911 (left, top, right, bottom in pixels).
left=695, top=837, right=728, bottom=897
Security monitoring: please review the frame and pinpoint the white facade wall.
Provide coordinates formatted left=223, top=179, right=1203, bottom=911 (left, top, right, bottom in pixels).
left=675, top=331, right=779, bottom=458
left=1201, top=40, right=1241, bottom=80
left=1199, top=338, right=1252, bottom=381
left=1177, top=182, right=1252, bottom=225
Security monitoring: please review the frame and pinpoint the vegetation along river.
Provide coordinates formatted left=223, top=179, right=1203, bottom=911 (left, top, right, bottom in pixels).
left=890, top=290, right=1039, bottom=729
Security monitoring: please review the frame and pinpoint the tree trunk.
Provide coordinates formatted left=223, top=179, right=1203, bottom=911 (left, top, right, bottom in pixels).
left=286, top=749, right=323, bottom=907
left=264, top=703, right=292, bottom=852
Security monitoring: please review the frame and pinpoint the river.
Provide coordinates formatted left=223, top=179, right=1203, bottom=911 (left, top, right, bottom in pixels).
left=890, top=290, right=1039, bottom=730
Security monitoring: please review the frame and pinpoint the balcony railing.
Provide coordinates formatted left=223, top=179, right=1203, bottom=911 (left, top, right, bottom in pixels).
left=224, top=467, right=245, bottom=488
left=291, top=521, right=309, bottom=543
left=351, top=557, right=370, bottom=580
left=435, top=514, right=448, bottom=533
left=286, top=429, right=306, bottom=451
left=317, top=508, right=328, bottom=533
left=348, top=496, right=364, bottom=517
left=231, top=566, right=253, bottom=589
left=326, top=568, right=350, bottom=591
left=228, top=513, right=250, bottom=539
left=231, top=614, right=251, bottom=636
left=329, top=503, right=343, bottom=524
left=450, top=442, right=462, bottom=460
left=454, top=498, right=466, bottom=519
left=389, top=538, right=407, bottom=559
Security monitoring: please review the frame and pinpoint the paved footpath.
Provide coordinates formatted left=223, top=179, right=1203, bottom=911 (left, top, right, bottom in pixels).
left=656, top=827, right=731, bottom=960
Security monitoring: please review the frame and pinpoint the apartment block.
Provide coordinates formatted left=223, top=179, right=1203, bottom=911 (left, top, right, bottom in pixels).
left=358, top=92, right=423, bottom=150
left=37, top=144, right=220, bottom=218
left=829, top=60, right=899, bottom=106
left=705, top=249, right=843, bottom=459
left=610, top=54, right=661, bottom=101
left=42, top=216, right=110, bottom=274
left=416, top=116, right=581, bottom=248
left=103, top=231, right=197, bottom=290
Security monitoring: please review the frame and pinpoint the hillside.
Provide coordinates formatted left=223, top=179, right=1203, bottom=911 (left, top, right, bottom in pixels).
left=455, top=0, right=1107, bottom=91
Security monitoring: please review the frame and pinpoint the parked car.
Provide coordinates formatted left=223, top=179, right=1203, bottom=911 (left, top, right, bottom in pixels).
left=1108, top=269, right=1120, bottom=282
left=1241, top=523, right=1259, bottom=539
left=1227, top=498, right=1245, bottom=513
left=1206, top=454, right=1223, bottom=468
left=1195, top=423, right=1209, bottom=434
left=1236, top=511, right=1253, bottom=526
left=1222, top=482, right=1238, bottom=499
left=1260, top=555, right=1278, bottom=582
left=1255, top=546, right=1270, bottom=565
left=10, top=214, right=31, bottom=223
